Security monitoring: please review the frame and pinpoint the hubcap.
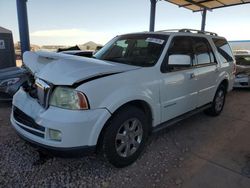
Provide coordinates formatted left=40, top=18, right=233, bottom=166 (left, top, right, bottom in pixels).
left=215, top=90, right=225, bottom=112
left=115, top=118, right=143, bottom=158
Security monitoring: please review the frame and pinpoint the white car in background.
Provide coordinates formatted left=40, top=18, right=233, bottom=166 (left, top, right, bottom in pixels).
left=11, top=29, right=235, bottom=167
left=234, top=52, right=250, bottom=88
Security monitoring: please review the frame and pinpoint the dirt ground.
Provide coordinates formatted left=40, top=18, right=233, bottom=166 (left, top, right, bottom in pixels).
left=0, top=89, right=250, bottom=187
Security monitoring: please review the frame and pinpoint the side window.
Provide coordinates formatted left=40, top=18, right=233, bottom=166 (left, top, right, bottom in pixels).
left=212, top=38, right=234, bottom=63
left=193, top=37, right=215, bottom=65
left=165, top=36, right=193, bottom=71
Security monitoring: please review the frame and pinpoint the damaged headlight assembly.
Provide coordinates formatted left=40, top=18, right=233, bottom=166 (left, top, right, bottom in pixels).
left=50, top=87, right=89, bottom=110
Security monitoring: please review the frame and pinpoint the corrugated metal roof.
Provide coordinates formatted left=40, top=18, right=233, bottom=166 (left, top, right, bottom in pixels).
left=0, top=26, right=12, bottom=34
left=165, top=0, right=250, bottom=12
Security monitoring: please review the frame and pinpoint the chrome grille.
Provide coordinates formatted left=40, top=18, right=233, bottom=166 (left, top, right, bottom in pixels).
left=35, top=79, right=52, bottom=108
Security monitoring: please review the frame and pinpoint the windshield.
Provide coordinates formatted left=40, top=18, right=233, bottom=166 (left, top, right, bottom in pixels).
left=94, top=34, right=168, bottom=67
left=235, top=55, right=250, bottom=66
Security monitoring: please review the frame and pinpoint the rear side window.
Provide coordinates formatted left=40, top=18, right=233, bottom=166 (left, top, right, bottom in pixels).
left=213, top=38, right=234, bottom=63
left=193, top=37, right=215, bottom=65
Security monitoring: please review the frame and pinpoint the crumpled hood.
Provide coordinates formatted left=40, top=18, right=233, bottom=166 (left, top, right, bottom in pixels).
left=23, top=51, right=140, bottom=85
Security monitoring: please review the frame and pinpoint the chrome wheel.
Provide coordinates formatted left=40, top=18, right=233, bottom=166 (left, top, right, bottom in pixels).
left=115, top=118, right=143, bottom=158
left=215, top=89, right=225, bottom=112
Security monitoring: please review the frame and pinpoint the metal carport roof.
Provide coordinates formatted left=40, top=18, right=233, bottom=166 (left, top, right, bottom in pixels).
left=165, top=0, right=250, bottom=12
left=149, top=0, right=250, bottom=32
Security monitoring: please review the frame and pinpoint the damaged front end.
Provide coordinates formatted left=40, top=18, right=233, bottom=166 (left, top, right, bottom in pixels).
left=234, top=55, right=250, bottom=88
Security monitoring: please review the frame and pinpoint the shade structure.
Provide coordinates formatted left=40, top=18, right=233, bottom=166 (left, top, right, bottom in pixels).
left=165, top=0, right=250, bottom=12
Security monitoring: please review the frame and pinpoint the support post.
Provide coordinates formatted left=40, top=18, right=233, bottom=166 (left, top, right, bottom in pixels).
left=149, top=0, right=157, bottom=32
left=201, top=8, right=207, bottom=32
left=16, top=0, right=30, bottom=56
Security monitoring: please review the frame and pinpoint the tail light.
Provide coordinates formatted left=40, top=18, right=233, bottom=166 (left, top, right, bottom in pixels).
left=232, top=63, right=236, bottom=75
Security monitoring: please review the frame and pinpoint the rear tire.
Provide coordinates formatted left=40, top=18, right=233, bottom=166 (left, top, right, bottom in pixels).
left=205, top=84, right=226, bottom=116
left=101, top=106, right=149, bottom=168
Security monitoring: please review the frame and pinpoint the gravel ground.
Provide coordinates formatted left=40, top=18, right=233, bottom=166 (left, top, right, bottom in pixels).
left=1, top=89, right=250, bottom=187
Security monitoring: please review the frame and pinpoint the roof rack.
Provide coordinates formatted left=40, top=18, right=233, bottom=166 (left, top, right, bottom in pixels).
left=157, top=28, right=218, bottom=36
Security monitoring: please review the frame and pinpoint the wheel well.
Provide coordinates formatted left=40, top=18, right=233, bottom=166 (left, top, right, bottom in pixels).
left=220, top=79, right=229, bottom=92
left=96, top=100, right=153, bottom=151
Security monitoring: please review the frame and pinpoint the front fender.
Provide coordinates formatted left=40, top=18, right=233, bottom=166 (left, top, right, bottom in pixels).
left=77, top=70, right=161, bottom=126
left=101, top=86, right=161, bottom=126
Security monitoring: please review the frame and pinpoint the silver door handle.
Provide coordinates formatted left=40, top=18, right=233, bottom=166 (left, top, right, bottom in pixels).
left=190, top=73, right=196, bottom=79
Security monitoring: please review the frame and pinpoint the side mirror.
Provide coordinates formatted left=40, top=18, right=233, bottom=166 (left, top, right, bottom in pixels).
left=168, top=54, right=191, bottom=66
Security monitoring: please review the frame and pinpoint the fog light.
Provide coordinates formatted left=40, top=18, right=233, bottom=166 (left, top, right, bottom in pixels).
left=48, top=129, right=62, bottom=141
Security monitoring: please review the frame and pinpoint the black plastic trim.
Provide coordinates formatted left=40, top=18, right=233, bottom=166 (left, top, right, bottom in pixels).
left=153, top=103, right=212, bottom=133
left=72, top=72, right=122, bottom=88
left=16, top=123, right=44, bottom=138
left=13, top=106, right=45, bottom=132
left=15, top=130, right=96, bottom=156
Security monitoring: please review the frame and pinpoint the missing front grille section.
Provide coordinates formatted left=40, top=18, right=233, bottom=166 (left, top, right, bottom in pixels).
left=13, top=106, right=45, bottom=132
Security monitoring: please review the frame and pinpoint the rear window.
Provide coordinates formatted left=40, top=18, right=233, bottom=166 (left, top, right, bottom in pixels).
left=212, top=38, right=234, bottom=63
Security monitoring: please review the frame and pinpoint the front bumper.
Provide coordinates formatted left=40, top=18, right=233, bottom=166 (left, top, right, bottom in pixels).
left=11, top=88, right=111, bottom=150
left=233, top=76, right=250, bottom=88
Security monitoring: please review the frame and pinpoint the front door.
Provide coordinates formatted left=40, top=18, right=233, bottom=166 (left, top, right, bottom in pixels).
left=160, top=36, right=198, bottom=123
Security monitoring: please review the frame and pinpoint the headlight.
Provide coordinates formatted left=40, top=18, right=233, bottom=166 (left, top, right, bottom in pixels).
left=0, top=78, right=20, bottom=87
left=50, top=87, right=89, bottom=110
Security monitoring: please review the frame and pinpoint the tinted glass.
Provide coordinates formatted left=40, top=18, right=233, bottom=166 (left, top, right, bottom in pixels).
left=94, top=34, right=168, bottom=67
left=164, top=36, right=193, bottom=71
left=193, top=37, right=214, bottom=65
left=213, top=38, right=234, bottom=63
left=168, top=36, right=193, bottom=56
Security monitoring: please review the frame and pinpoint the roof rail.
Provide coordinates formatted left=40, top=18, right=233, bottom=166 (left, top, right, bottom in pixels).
left=157, top=28, right=218, bottom=36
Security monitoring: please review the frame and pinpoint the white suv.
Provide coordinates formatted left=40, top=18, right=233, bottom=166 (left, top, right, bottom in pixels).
left=11, top=29, right=235, bottom=167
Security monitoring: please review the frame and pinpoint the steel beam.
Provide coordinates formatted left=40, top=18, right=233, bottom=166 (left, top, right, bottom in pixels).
left=149, top=0, right=157, bottom=32
left=16, top=0, right=30, bottom=56
left=201, top=8, right=207, bottom=31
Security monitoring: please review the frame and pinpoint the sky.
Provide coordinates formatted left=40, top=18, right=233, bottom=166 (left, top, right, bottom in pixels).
left=0, top=0, right=250, bottom=46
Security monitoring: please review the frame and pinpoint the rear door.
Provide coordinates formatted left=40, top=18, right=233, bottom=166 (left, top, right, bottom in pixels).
left=160, top=36, right=198, bottom=122
left=192, top=37, right=219, bottom=107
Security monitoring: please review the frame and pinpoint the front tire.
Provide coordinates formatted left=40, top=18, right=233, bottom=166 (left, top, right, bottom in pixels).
left=205, top=84, right=226, bottom=116
left=101, top=106, right=149, bottom=168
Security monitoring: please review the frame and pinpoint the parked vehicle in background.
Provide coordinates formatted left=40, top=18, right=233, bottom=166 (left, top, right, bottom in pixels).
left=11, top=29, right=235, bottom=167
left=233, top=50, right=250, bottom=55
left=234, top=52, right=250, bottom=88
left=0, top=67, right=28, bottom=101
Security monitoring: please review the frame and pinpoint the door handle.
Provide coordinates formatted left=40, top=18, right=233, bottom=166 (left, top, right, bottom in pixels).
left=190, top=73, right=196, bottom=79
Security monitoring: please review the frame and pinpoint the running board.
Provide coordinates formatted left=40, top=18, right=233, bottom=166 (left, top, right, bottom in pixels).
left=152, top=103, right=212, bottom=133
